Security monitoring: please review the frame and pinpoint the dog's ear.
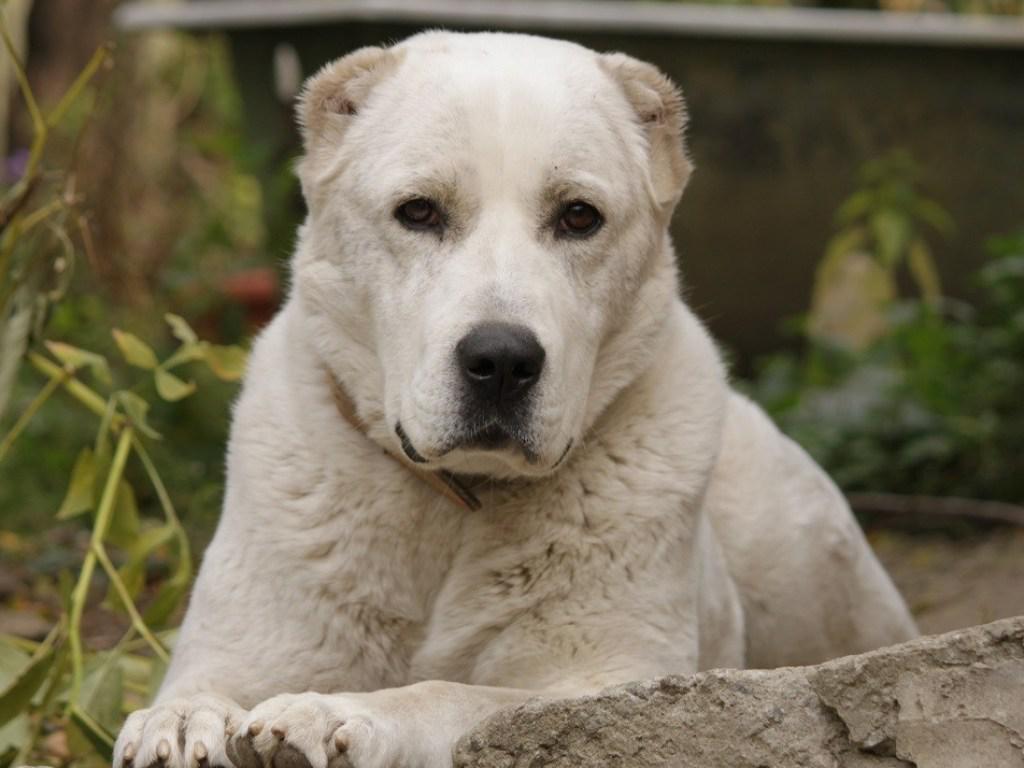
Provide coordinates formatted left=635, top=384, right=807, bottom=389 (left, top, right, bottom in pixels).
left=296, top=46, right=402, bottom=181
left=599, top=53, right=692, bottom=212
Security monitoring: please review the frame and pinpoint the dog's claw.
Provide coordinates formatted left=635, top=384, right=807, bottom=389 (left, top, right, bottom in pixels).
left=123, top=742, right=136, bottom=764
left=157, top=739, right=171, bottom=761
left=248, top=720, right=264, bottom=737
left=271, top=725, right=286, bottom=740
left=194, top=741, right=208, bottom=761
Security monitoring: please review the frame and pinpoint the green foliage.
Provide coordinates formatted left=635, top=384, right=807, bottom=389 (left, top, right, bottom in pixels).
left=746, top=150, right=1024, bottom=502
left=0, top=29, right=108, bottom=423
left=807, top=151, right=950, bottom=350
left=0, top=34, right=248, bottom=767
left=747, top=229, right=1024, bottom=501
left=2, top=31, right=272, bottom=537
left=0, top=313, right=246, bottom=766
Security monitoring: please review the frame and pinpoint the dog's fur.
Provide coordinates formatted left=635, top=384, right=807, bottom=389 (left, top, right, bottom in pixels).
left=114, top=32, right=916, bottom=768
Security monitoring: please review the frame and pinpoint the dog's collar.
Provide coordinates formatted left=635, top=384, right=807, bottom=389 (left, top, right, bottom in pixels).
left=327, top=374, right=482, bottom=512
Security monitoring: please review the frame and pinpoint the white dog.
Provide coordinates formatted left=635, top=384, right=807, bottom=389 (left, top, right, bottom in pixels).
left=114, top=32, right=917, bottom=768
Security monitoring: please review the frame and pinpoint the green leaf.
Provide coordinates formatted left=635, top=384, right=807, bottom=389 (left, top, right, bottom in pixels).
left=0, top=642, right=28, bottom=691
left=201, top=344, right=248, bottom=381
left=106, top=480, right=141, bottom=550
left=164, top=313, right=197, bottom=345
left=146, top=656, right=168, bottom=704
left=0, top=636, right=40, bottom=768
left=914, top=198, right=954, bottom=236
left=118, top=653, right=153, bottom=693
left=143, top=526, right=192, bottom=627
left=870, top=209, right=910, bottom=270
left=0, top=713, right=28, bottom=765
left=822, top=226, right=866, bottom=264
left=116, top=391, right=161, bottom=440
left=143, top=581, right=188, bottom=629
left=161, top=342, right=205, bottom=371
left=44, top=341, right=112, bottom=386
left=107, top=525, right=174, bottom=607
left=907, top=238, right=942, bottom=306
left=126, top=525, right=175, bottom=561
left=0, top=636, right=57, bottom=729
left=69, top=705, right=114, bottom=761
left=57, top=448, right=95, bottom=520
left=154, top=369, right=196, bottom=402
left=80, top=653, right=124, bottom=734
left=836, top=190, right=874, bottom=224
left=112, top=329, right=158, bottom=370
left=92, top=441, right=112, bottom=508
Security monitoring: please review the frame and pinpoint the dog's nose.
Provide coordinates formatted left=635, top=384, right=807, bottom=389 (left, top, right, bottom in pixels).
left=456, top=323, right=546, bottom=407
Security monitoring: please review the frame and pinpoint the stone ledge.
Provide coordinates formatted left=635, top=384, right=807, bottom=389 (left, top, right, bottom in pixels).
left=454, top=615, right=1024, bottom=767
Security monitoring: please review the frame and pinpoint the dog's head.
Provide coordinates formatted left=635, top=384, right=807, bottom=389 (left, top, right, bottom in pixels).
left=293, top=32, right=691, bottom=478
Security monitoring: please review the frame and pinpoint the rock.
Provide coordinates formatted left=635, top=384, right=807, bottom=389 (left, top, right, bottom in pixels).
left=454, top=615, right=1024, bottom=767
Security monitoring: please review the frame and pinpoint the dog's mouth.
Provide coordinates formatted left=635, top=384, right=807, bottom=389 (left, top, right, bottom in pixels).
left=448, top=421, right=541, bottom=464
left=395, top=421, right=539, bottom=465
left=395, top=422, right=429, bottom=464
left=463, top=424, right=515, bottom=451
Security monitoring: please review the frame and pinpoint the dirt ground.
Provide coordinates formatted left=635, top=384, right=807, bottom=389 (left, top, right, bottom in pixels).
left=868, top=525, right=1024, bottom=636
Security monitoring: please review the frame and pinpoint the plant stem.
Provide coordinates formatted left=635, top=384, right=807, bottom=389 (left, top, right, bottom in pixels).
left=94, top=395, right=117, bottom=457
left=93, top=542, right=170, bottom=663
left=18, top=197, right=63, bottom=233
left=0, top=17, right=44, bottom=136
left=132, top=438, right=182, bottom=529
left=0, top=367, right=68, bottom=462
left=0, top=18, right=47, bottom=224
left=28, top=350, right=119, bottom=424
left=67, top=426, right=133, bottom=705
left=29, top=351, right=188, bottom=674
left=133, top=437, right=192, bottom=590
left=46, top=44, right=111, bottom=129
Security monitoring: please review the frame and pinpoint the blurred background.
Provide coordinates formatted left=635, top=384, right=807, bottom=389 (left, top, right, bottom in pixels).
left=0, top=1, right=1022, bottom=765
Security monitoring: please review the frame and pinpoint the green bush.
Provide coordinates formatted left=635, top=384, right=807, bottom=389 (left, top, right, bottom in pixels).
left=746, top=229, right=1024, bottom=501
left=1, top=31, right=279, bottom=538
left=0, top=30, right=248, bottom=767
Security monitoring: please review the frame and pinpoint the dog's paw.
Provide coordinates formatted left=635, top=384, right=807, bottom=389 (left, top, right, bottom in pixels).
left=114, top=693, right=247, bottom=768
left=226, top=692, right=411, bottom=768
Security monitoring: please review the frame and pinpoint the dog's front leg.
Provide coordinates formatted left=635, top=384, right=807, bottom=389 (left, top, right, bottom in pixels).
left=225, top=682, right=532, bottom=768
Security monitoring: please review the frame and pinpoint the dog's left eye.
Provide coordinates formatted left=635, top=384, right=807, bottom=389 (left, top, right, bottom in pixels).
left=396, top=198, right=443, bottom=230
left=557, top=201, right=603, bottom=238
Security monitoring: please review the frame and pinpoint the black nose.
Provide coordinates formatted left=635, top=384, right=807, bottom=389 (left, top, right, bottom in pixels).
left=456, top=322, right=546, bottom=408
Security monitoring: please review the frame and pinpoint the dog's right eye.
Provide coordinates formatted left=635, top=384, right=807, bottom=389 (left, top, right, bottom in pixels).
left=395, top=198, right=443, bottom=231
left=556, top=201, right=603, bottom=239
